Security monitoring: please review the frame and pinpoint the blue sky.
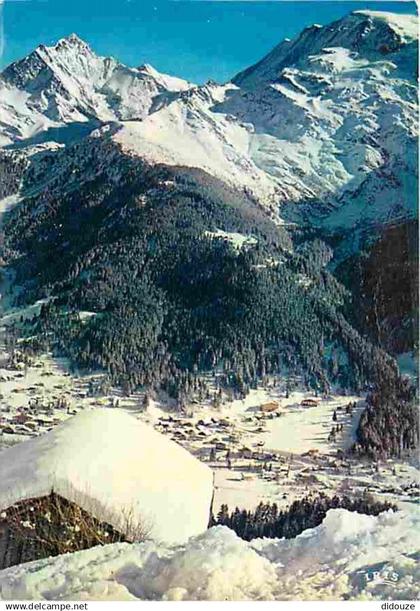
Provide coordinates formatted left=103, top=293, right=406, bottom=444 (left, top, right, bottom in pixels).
left=1, top=0, right=417, bottom=82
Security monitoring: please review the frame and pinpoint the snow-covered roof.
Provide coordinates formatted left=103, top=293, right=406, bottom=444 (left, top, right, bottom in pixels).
left=0, top=410, right=214, bottom=544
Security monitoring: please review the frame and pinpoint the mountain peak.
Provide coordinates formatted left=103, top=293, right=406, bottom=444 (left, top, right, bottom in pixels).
left=352, top=10, right=418, bottom=42
left=46, top=32, right=92, bottom=55
left=66, top=33, right=86, bottom=44
left=233, top=9, right=418, bottom=88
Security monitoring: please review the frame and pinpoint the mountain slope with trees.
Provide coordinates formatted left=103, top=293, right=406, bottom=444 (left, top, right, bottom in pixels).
left=1, top=133, right=417, bottom=456
left=0, top=10, right=418, bottom=458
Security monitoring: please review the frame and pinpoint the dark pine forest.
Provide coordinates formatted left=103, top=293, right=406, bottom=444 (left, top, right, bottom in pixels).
left=2, top=137, right=418, bottom=458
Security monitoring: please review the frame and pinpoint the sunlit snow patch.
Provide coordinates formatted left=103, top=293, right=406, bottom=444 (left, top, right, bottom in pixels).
left=204, top=229, right=257, bottom=250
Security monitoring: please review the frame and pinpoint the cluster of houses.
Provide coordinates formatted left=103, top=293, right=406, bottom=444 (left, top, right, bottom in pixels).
left=153, top=402, right=292, bottom=488
left=1, top=345, right=367, bottom=572
left=155, top=414, right=239, bottom=455
left=0, top=412, right=59, bottom=436
left=0, top=396, right=73, bottom=438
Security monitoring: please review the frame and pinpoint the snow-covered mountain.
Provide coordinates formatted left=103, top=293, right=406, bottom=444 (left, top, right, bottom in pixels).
left=0, top=10, right=417, bottom=356
left=226, top=10, right=418, bottom=227
left=2, top=10, right=416, bottom=230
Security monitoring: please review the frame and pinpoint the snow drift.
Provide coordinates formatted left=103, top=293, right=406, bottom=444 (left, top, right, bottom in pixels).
left=0, top=507, right=418, bottom=601
left=0, top=410, right=214, bottom=544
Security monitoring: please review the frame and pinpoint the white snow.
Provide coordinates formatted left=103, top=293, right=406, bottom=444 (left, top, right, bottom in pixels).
left=0, top=507, right=418, bottom=601
left=354, top=11, right=418, bottom=42
left=263, top=391, right=364, bottom=454
left=0, top=410, right=214, bottom=544
left=204, top=229, right=257, bottom=250
left=113, top=85, right=280, bottom=205
left=0, top=11, right=417, bottom=229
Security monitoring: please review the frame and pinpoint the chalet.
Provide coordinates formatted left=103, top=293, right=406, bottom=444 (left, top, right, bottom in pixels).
left=174, top=431, right=187, bottom=440
left=34, top=416, right=54, bottom=425
left=301, top=398, right=319, bottom=407
left=0, top=410, right=214, bottom=570
left=260, top=401, right=279, bottom=413
left=239, top=447, right=253, bottom=459
left=15, top=426, right=34, bottom=435
left=12, top=413, right=29, bottom=425
left=23, top=420, right=37, bottom=430
left=219, top=419, right=230, bottom=426
left=1, top=426, right=15, bottom=435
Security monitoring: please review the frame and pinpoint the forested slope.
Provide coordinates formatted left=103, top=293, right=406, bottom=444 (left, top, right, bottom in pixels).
left=2, top=135, right=417, bottom=456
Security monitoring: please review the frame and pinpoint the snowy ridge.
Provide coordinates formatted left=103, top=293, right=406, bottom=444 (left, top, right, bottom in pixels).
left=0, top=507, right=418, bottom=600
left=0, top=10, right=417, bottom=229
left=112, top=82, right=282, bottom=207
left=354, top=11, right=418, bottom=42
left=222, top=10, right=418, bottom=226
left=233, top=11, right=418, bottom=87
left=0, top=34, right=191, bottom=147
left=0, top=410, right=213, bottom=544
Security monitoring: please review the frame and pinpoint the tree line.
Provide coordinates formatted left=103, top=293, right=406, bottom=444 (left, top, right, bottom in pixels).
left=212, top=493, right=397, bottom=541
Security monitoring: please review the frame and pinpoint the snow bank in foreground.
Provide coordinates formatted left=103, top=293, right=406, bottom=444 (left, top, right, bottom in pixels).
left=0, top=508, right=418, bottom=601
left=0, top=410, right=213, bottom=544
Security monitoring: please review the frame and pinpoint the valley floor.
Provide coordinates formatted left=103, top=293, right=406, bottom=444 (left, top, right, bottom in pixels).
left=0, top=286, right=418, bottom=515
left=0, top=184, right=418, bottom=605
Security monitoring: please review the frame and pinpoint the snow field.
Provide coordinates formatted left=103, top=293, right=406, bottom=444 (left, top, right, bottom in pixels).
left=0, top=507, right=419, bottom=601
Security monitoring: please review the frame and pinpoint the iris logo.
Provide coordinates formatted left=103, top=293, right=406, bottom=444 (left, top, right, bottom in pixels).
left=357, top=569, right=400, bottom=586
